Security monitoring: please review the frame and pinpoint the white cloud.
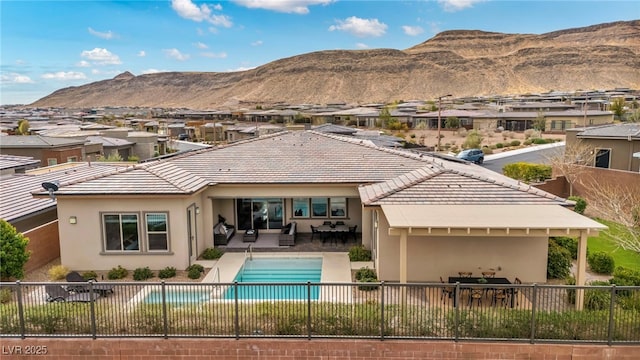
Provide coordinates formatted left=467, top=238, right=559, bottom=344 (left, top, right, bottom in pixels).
left=41, top=71, right=87, bottom=80
left=355, top=43, right=369, bottom=49
left=80, top=48, right=122, bottom=65
left=194, top=42, right=209, bottom=49
left=402, top=25, right=424, bottom=36
left=329, top=16, right=387, bottom=37
left=251, top=40, right=263, bottom=46
left=163, top=48, right=190, bottom=61
left=88, top=27, right=115, bottom=40
left=138, top=50, right=146, bottom=57
left=1, top=73, right=35, bottom=84
left=201, top=52, right=228, bottom=58
left=171, top=0, right=232, bottom=27
left=141, top=69, right=168, bottom=74
left=226, top=66, right=256, bottom=72
left=76, top=60, right=91, bottom=68
left=213, top=4, right=222, bottom=11
left=438, top=0, right=485, bottom=12
left=233, top=0, right=333, bottom=14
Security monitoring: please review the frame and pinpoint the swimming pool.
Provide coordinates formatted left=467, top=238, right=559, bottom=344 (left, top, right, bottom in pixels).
left=143, top=289, right=211, bottom=304
left=224, top=257, right=322, bottom=300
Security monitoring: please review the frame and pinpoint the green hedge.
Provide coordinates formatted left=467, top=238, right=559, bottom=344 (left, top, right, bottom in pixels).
left=502, top=162, right=552, bottom=184
left=588, top=251, right=615, bottom=275
left=547, top=239, right=572, bottom=279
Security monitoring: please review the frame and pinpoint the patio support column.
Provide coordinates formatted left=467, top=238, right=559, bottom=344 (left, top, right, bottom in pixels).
left=575, top=230, right=588, bottom=310
left=398, top=229, right=408, bottom=303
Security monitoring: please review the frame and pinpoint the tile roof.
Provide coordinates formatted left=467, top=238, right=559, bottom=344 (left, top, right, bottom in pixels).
left=0, top=135, right=86, bottom=148
left=0, top=163, right=129, bottom=222
left=358, top=168, right=567, bottom=206
left=576, top=123, right=640, bottom=139
left=0, top=154, right=40, bottom=171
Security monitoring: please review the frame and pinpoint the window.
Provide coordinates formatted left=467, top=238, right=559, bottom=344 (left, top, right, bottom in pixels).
left=103, top=214, right=139, bottom=251
left=102, top=212, right=170, bottom=253
left=330, top=198, right=347, bottom=217
left=146, top=213, right=168, bottom=251
left=67, top=156, right=78, bottom=162
left=311, top=198, right=327, bottom=217
left=292, top=198, right=309, bottom=217
left=294, top=197, right=347, bottom=218
left=47, top=158, right=57, bottom=166
left=594, top=149, right=611, bottom=168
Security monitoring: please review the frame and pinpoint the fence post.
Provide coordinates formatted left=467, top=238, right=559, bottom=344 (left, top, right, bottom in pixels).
left=380, top=281, right=385, bottom=341
left=454, top=282, right=460, bottom=342
left=608, top=285, right=616, bottom=346
left=161, top=280, right=168, bottom=339
left=307, top=281, right=311, bottom=340
left=89, top=281, right=97, bottom=339
left=234, top=281, right=240, bottom=340
left=16, top=281, right=25, bottom=339
left=530, top=284, right=537, bottom=344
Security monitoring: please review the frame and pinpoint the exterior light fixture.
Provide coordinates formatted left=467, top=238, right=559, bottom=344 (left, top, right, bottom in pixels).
left=69, top=216, right=77, bottom=224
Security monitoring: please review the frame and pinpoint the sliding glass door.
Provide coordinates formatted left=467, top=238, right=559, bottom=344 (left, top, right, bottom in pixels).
left=236, top=198, right=283, bottom=230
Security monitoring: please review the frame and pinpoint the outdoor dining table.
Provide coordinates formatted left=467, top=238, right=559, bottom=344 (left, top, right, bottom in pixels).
left=317, top=224, right=349, bottom=244
left=447, top=277, right=514, bottom=308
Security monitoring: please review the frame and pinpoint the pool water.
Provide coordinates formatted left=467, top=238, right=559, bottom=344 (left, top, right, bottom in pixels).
left=224, top=257, right=322, bottom=300
left=144, top=289, right=211, bottom=304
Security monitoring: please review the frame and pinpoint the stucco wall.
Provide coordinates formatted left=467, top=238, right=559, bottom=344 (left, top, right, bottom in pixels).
left=375, top=212, right=548, bottom=283
left=57, top=196, right=204, bottom=271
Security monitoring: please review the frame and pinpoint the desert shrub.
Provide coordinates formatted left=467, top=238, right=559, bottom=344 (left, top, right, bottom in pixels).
left=457, top=128, right=468, bottom=137
left=552, top=237, right=578, bottom=260
left=482, top=148, right=493, bottom=154
left=355, top=267, right=378, bottom=291
left=201, top=247, right=224, bottom=260
left=587, top=251, right=615, bottom=275
left=462, top=130, right=483, bottom=149
left=188, top=267, right=202, bottom=279
left=547, top=240, right=571, bottom=279
left=503, top=130, right=515, bottom=139
left=187, top=264, right=204, bottom=273
left=510, top=140, right=521, bottom=147
left=47, top=265, right=69, bottom=281
left=610, top=266, right=640, bottom=286
left=524, top=129, right=540, bottom=139
left=349, top=245, right=372, bottom=261
left=133, top=267, right=154, bottom=281
left=532, top=138, right=553, bottom=144
left=107, top=265, right=128, bottom=280
left=502, top=162, right=552, bottom=183
left=568, top=196, right=587, bottom=214
left=523, top=139, right=533, bottom=145
left=158, top=267, right=177, bottom=279
left=495, top=143, right=504, bottom=148
left=82, top=271, right=98, bottom=280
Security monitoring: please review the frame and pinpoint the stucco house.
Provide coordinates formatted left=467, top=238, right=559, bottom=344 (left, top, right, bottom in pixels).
left=566, top=123, right=640, bottom=172
left=35, top=130, right=604, bottom=290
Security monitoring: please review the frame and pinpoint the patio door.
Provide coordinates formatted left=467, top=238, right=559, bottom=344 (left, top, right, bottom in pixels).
left=236, top=198, right=283, bottom=230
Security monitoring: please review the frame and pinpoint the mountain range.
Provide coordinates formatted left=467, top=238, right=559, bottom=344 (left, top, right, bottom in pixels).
left=31, top=20, right=640, bottom=110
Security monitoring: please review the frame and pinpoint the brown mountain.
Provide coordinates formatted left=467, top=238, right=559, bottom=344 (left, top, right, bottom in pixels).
left=32, top=20, right=640, bottom=109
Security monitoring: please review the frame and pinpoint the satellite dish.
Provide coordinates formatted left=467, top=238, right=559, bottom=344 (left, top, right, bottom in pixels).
left=41, top=181, right=60, bottom=201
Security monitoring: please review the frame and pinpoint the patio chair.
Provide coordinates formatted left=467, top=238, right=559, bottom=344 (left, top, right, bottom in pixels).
left=335, top=221, right=345, bottom=226
left=439, top=277, right=454, bottom=302
left=323, top=221, right=332, bottom=226
left=513, top=277, right=522, bottom=306
left=468, top=288, right=484, bottom=307
left=310, top=225, right=320, bottom=240
left=65, top=271, right=115, bottom=296
left=45, top=284, right=101, bottom=303
left=481, top=271, right=495, bottom=278
left=458, top=271, right=473, bottom=278
left=492, top=288, right=509, bottom=307
left=348, top=225, right=358, bottom=242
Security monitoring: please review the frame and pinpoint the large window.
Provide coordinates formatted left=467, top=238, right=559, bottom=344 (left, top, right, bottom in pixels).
left=595, top=149, right=611, bottom=168
left=102, top=212, right=169, bottom=253
left=293, top=198, right=347, bottom=219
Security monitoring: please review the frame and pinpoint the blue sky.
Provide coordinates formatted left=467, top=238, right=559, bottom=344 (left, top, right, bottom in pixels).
left=1, top=0, right=638, bottom=105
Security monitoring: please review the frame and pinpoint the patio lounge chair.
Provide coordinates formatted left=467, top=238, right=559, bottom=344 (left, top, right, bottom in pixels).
left=65, top=271, right=115, bottom=296
left=45, top=284, right=101, bottom=303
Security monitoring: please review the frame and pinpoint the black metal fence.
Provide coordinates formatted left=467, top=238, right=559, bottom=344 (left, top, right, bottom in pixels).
left=1, top=281, right=638, bottom=344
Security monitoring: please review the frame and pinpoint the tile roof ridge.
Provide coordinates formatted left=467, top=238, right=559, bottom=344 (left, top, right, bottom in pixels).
left=142, top=163, right=206, bottom=192
left=37, top=163, right=136, bottom=189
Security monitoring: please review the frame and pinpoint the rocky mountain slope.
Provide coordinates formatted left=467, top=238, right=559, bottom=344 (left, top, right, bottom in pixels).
left=32, top=20, right=640, bottom=109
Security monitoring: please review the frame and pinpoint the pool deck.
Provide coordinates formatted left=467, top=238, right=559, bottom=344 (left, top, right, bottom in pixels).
left=201, top=252, right=352, bottom=284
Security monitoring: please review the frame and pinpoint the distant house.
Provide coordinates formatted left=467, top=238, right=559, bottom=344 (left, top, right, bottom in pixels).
left=0, top=135, right=87, bottom=166
left=566, top=123, right=640, bottom=172
left=0, top=154, right=40, bottom=175
left=472, top=110, right=614, bottom=132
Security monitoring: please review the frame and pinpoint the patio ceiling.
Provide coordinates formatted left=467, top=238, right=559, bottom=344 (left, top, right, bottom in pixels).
left=381, top=204, right=607, bottom=237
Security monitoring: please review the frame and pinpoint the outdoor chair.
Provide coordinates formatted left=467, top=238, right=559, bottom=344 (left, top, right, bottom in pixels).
left=492, top=288, right=509, bottom=307
left=335, top=221, right=345, bottom=226
left=513, top=277, right=522, bottom=306
left=323, top=221, right=332, bottom=226
left=348, top=225, right=358, bottom=242
left=45, top=284, right=101, bottom=303
left=65, top=271, right=115, bottom=296
left=439, top=276, right=454, bottom=302
left=481, top=271, right=495, bottom=278
left=458, top=271, right=473, bottom=278
left=468, top=288, right=484, bottom=307
left=310, top=225, right=320, bottom=240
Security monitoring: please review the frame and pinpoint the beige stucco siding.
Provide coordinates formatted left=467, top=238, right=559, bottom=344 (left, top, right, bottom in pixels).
left=375, top=213, right=548, bottom=283
left=57, top=196, right=204, bottom=271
